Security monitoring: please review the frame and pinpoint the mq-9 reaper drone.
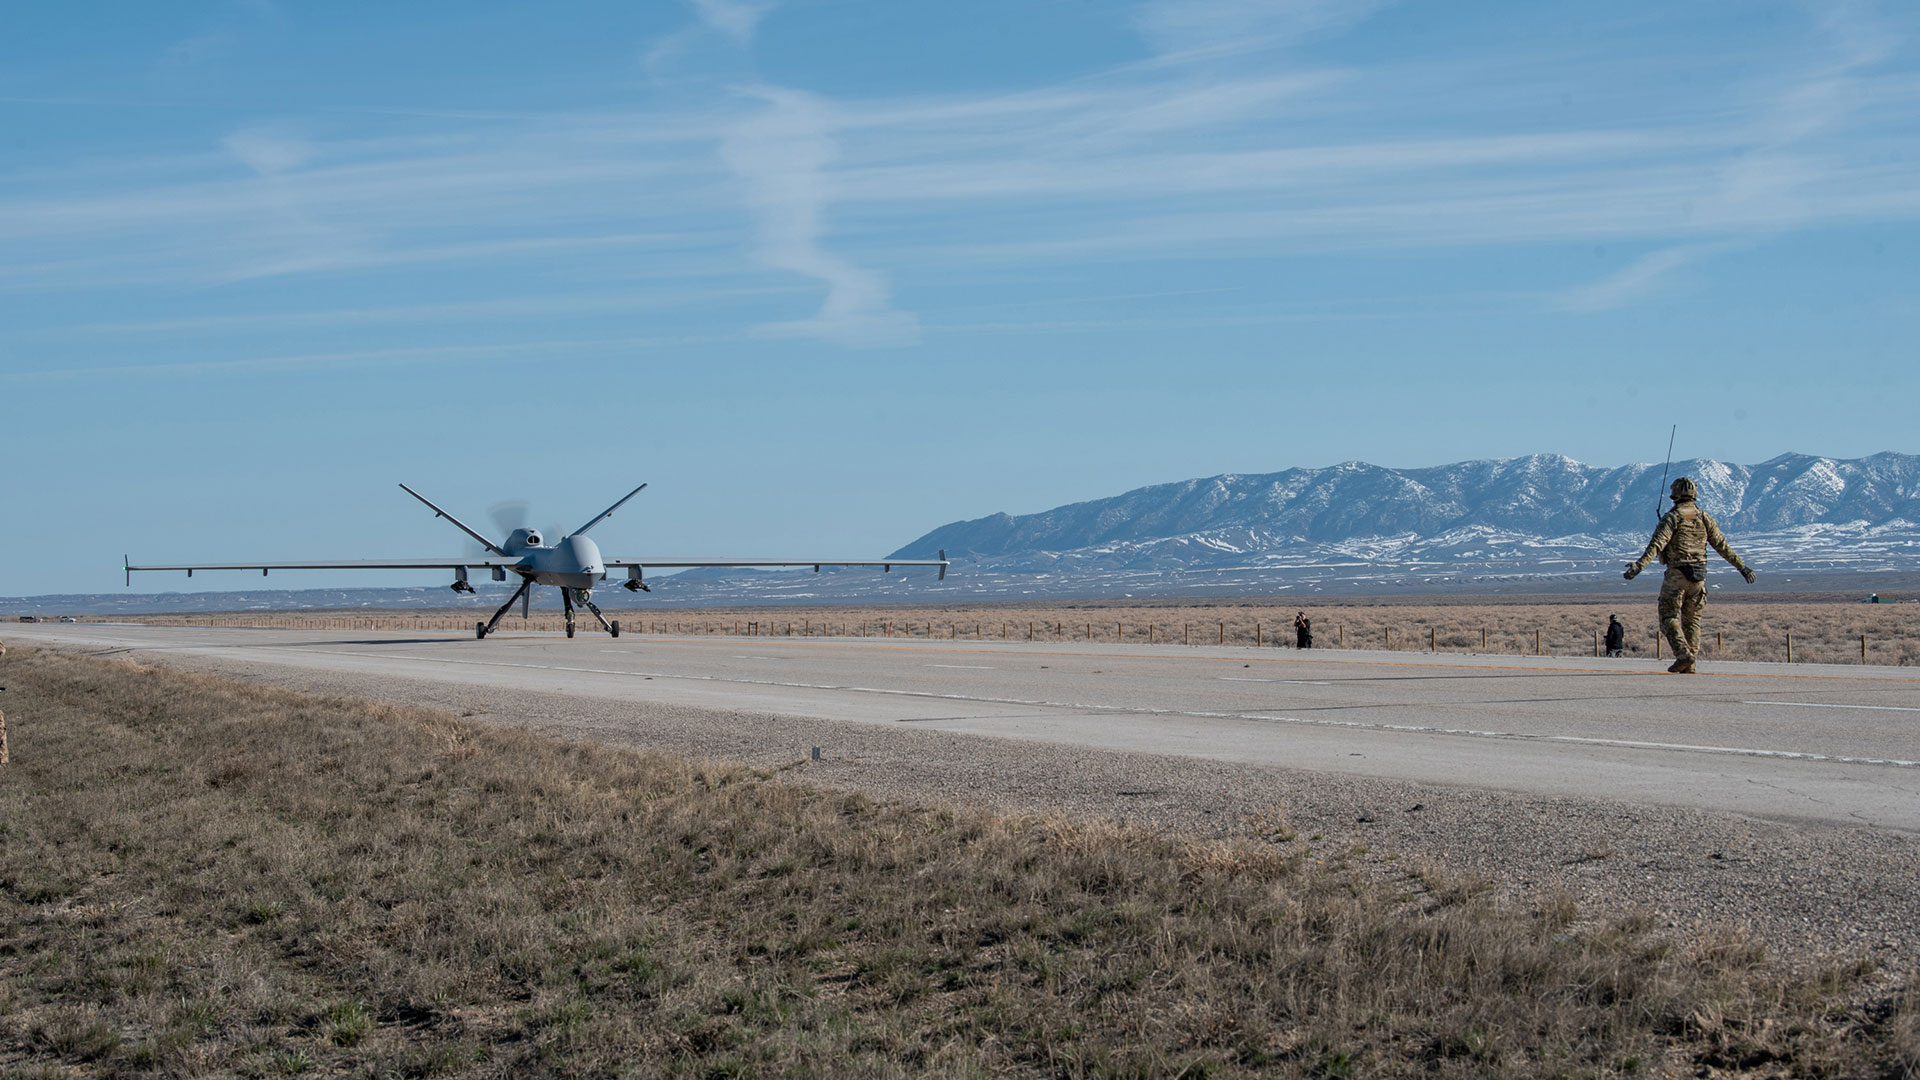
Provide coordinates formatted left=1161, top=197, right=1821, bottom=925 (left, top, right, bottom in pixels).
left=126, top=482, right=948, bottom=639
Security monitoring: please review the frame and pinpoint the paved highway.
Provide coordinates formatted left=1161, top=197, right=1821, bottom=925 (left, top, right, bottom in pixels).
left=12, top=621, right=1920, bottom=831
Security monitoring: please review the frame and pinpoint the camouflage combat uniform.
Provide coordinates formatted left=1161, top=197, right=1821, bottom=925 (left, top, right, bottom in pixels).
left=1624, top=478, right=1755, bottom=673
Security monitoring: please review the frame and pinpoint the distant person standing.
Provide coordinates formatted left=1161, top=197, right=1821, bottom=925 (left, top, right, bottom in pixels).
left=1624, top=477, right=1756, bottom=673
left=1603, top=614, right=1625, bottom=658
left=1294, top=611, right=1312, bottom=649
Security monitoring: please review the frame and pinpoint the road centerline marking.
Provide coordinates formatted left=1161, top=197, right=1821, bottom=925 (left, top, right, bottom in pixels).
left=1743, top=700, right=1920, bottom=713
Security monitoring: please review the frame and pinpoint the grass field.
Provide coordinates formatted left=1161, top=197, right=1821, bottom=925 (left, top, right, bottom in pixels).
left=96, top=595, right=1920, bottom=665
left=1, top=648, right=1914, bottom=1077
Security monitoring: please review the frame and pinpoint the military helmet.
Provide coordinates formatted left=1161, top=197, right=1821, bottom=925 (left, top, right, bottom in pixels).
left=1670, top=476, right=1697, bottom=501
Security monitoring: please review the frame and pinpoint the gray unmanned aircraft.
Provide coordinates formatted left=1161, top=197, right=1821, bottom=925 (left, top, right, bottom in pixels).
left=126, top=482, right=948, bottom=639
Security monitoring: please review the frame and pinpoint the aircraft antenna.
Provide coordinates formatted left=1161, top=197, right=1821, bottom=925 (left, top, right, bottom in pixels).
left=1654, top=424, right=1677, bottom=522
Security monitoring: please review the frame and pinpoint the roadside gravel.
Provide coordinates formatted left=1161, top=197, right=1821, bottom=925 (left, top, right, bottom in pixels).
left=97, top=646, right=1920, bottom=981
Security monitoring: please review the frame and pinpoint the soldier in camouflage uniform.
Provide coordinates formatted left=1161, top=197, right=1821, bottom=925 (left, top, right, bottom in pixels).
left=1624, top=477, right=1756, bottom=673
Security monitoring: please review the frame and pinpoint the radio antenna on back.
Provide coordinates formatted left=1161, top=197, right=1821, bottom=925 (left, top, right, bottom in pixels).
left=1654, top=424, right=1677, bottom=522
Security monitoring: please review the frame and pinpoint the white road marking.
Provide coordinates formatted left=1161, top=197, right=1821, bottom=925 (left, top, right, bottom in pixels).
left=1744, top=700, right=1920, bottom=713
left=1220, top=676, right=1331, bottom=685
left=257, top=646, right=1920, bottom=771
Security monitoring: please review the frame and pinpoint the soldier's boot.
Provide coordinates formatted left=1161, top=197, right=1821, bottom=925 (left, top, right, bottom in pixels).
left=1661, top=619, right=1695, bottom=672
left=1660, top=622, right=1687, bottom=670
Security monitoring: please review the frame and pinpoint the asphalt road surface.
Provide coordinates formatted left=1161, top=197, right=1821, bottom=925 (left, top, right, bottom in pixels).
left=12, top=621, right=1920, bottom=833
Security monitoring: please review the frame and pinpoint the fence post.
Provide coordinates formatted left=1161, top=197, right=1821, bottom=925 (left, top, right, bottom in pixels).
left=1220, top=621, right=1226, bottom=645
left=1184, top=623, right=1190, bottom=646
left=1787, top=633, right=1794, bottom=664
left=1862, top=635, right=1868, bottom=663
left=1256, top=622, right=1262, bottom=647
left=1430, top=627, right=1436, bottom=652
left=1340, top=625, right=1345, bottom=648
left=1384, top=627, right=1391, bottom=650
left=1593, top=628, right=1598, bottom=657
left=1535, top=629, right=1542, bottom=656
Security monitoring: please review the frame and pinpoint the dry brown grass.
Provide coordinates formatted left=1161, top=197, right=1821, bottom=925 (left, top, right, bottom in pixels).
left=1, top=647, right=1914, bottom=1078
left=104, top=595, right=1920, bottom=665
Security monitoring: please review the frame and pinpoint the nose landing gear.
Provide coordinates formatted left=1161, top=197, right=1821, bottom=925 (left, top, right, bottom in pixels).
left=566, top=588, right=619, bottom=638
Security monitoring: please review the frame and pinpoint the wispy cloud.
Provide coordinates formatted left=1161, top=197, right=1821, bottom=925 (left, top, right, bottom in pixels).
left=719, top=88, right=918, bottom=347
left=56, top=284, right=805, bottom=338
left=1556, top=243, right=1724, bottom=312
left=1, top=334, right=731, bottom=384
left=691, top=0, right=779, bottom=42
left=642, top=0, right=917, bottom=345
left=1131, top=0, right=1397, bottom=63
left=1557, top=0, right=1904, bottom=307
left=645, top=0, right=782, bottom=76
left=222, top=128, right=313, bottom=175
left=216, top=126, right=381, bottom=280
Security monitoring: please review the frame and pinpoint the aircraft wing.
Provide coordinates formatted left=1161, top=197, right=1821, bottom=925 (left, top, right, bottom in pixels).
left=603, top=554, right=948, bottom=581
left=125, top=557, right=525, bottom=583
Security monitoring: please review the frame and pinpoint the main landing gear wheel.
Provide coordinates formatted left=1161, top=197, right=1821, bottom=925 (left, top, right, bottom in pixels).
left=610, top=621, right=620, bottom=638
left=476, top=622, right=487, bottom=639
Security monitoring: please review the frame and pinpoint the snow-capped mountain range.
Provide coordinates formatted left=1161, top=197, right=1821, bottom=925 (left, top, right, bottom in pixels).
left=884, top=452, right=1920, bottom=593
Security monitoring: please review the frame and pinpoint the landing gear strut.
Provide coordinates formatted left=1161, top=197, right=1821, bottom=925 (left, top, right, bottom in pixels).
left=576, top=590, right=617, bottom=637
left=477, top=578, right=534, bottom=639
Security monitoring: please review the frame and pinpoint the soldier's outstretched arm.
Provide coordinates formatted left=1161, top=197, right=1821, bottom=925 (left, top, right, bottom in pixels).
left=1703, top=513, right=1756, bottom=583
left=1625, top=513, right=1675, bottom=580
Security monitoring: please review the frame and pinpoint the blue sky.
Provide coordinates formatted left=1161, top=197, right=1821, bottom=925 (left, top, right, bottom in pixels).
left=4, top=0, right=1916, bottom=596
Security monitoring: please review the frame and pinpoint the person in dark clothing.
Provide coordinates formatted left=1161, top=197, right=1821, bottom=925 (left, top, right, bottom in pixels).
left=1294, top=611, right=1312, bottom=649
left=1604, top=614, right=1626, bottom=657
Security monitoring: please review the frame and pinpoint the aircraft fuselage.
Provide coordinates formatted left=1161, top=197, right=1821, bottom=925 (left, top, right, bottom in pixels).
left=511, top=534, right=605, bottom=591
